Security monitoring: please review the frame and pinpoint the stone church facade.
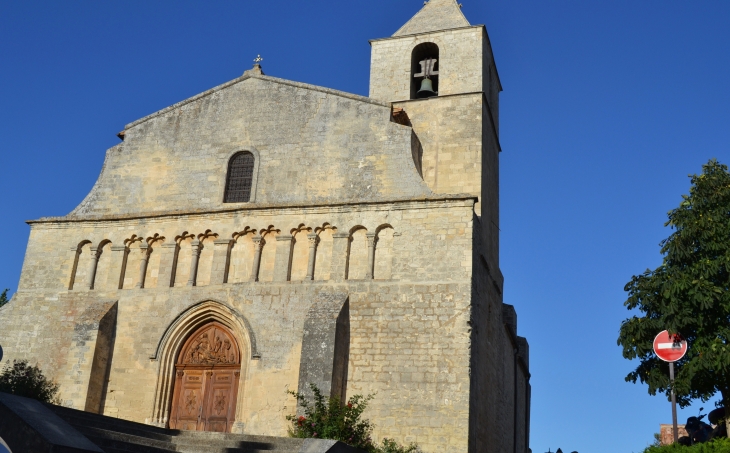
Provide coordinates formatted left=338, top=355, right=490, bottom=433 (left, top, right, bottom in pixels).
left=0, top=1, right=531, bottom=452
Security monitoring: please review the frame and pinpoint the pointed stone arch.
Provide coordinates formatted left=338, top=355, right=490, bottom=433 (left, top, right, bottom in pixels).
left=148, top=300, right=260, bottom=430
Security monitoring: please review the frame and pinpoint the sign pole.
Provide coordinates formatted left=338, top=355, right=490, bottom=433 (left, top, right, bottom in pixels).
left=653, top=330, right=687, bottom=445
left=670, top=362, right=678, bottom=443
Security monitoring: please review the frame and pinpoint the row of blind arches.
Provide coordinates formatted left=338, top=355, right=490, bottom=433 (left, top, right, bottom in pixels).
left=68, top=224, right=396, bottom=291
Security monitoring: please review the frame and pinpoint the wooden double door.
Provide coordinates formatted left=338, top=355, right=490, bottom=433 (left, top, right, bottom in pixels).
left=169, top=323, right=241, bottom=432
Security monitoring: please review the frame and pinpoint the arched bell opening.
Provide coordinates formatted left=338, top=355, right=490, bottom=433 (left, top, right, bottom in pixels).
left=410, top=42, right=440, bottom=99
left=168, top=322, right=242, bottom=433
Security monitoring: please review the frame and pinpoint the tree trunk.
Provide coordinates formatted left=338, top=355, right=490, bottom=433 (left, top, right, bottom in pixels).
left=722, top=389, right=730, bottom=438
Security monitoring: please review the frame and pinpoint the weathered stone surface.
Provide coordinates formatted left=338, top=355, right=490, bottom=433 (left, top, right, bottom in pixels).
left=297, top=293, right=350, bottom=404
left=0, top=2, right=530, bottom=452
left=393, top=0, right=470, bottom=37
left=62, top=75, right=431, bottom=219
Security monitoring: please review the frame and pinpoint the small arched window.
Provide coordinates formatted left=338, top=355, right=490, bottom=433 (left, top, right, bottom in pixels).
left=411, top=42, right=440, bottom=100
left=224, top=152, right=255, bottom=203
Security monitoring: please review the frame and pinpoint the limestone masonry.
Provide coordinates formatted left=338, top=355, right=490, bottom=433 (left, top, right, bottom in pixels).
left=0, top=1, right=531, bottom=452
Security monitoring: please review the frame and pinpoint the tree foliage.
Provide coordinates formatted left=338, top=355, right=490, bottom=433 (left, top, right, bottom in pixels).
left=0, top=360, right=60, bottom=404
left=0, top=289, right=8, bottom=308
left=287, top=384, right=421, bottom=453
left=618, top=159, right=730, bottom=416
left=643, top=437, right=730, bottom=453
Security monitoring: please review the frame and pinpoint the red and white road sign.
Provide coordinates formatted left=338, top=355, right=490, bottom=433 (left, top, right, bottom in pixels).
left=653, top=330, right=688, bottom=362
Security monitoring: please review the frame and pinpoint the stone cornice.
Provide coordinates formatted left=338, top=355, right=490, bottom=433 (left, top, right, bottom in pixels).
left=368, top=24, right=485, bottom=43
left=27, top=195, right=477, bottom=226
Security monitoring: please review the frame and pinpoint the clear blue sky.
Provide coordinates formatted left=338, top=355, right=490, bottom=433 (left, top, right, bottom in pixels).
left=1, top=1, right=729, bottom=452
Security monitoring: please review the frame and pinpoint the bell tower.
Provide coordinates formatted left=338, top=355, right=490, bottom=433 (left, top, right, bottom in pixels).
left=369, top=0, right=502, bottom=263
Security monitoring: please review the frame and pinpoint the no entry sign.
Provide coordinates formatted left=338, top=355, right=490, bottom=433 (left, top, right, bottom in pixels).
left=653, top=330, right=687, bottom=362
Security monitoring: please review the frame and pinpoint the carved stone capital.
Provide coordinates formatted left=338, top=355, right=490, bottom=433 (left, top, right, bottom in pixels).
left=366, top=232, right=378, bottom=246
left=252, top=236, right=264, bottom=250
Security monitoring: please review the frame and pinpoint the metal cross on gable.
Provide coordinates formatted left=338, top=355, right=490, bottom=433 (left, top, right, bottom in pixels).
left=253, top=55, right=263, bottom=64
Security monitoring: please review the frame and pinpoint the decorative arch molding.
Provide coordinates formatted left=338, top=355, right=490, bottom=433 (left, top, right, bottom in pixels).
left=68, top=239, right=92, bottom=290
left=148, top=299, right=259, bottom=428
left=151, top=299, right=260, bottom=361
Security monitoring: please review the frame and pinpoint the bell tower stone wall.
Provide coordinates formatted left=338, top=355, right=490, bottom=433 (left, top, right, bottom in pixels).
left=368, top=25, right=501, bottom=224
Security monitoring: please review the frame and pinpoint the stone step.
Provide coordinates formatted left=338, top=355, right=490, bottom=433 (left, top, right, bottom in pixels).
left=48, top=405, right=175, bottom=441
left=173, top=430, right=303, bottom=449
left=80, top=434, right=179, bottom=453
left=42, top=403, right=361, bottom=453
left=76, top=426, right=178, bottom=451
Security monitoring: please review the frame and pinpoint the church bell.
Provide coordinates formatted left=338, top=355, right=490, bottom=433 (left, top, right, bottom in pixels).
left=417, top=77, right=437, bottom=98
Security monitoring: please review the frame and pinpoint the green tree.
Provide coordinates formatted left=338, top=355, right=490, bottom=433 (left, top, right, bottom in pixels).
left=0, top=289, right=8, bottom=308
left=0, top=360, right=60, bottom=404
left=618, top=159, right=730, bottom=436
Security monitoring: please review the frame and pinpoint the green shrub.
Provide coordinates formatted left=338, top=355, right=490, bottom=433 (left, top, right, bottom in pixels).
left=286, top=383, right=422, bottom=453
left=375, top=438, right=422, bottom=453
left=643, top=437, right=730, bottom=453
left=0, top=289, right=9, bottom=308
left=0, top=360, right=60, bottom=404
left=287, top=384, right=376, bottom=451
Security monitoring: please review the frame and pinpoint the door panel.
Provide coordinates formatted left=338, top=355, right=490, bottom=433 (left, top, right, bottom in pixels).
left=170, top=370, right=205, bottom=430
left=202, top=369, right=239, bottom=432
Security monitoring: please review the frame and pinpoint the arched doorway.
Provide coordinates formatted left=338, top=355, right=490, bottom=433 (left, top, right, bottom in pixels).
left=169, top=322, right=241, bottom=432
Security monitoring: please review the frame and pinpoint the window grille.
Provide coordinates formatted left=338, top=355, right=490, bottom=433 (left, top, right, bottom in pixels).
left=224, top=152, right=255, bottom=203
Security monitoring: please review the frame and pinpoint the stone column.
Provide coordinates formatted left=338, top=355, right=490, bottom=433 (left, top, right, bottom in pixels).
left=157, top=243, right=178, bottom=288
left=273, top=235, right=294, bottom=282
left=330, top=232, right=351, bottom=281
left=211, top=239, right=233, bottom=285
left=109, top=246, right=127, bottom=290
left=87, top=246, right=101, bottom=290
left=365, top=233, right=377, bottom=280
left=135, top=244, right=151, bottom=289
left=187, top=240, right=202, bottom=287
left=250, top=236, right=264, bottom=282
left=67, top=246, right=82, bottom=290
left=305, top=233, right=319, bottom=281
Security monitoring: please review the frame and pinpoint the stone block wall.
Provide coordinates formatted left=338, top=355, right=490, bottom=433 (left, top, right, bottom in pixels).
left=469, top=218, right=531, bottom=453
left=67, top=75, right=431, bottom=219
left=393, top=94, right=486, bottom=216
left=1, top=198, right=478, bottom=452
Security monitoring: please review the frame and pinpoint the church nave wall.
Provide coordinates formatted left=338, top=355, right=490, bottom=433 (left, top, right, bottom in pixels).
left=19, top=199, right=475, bottom=294
left=0, top=279, right=473, bottom=446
